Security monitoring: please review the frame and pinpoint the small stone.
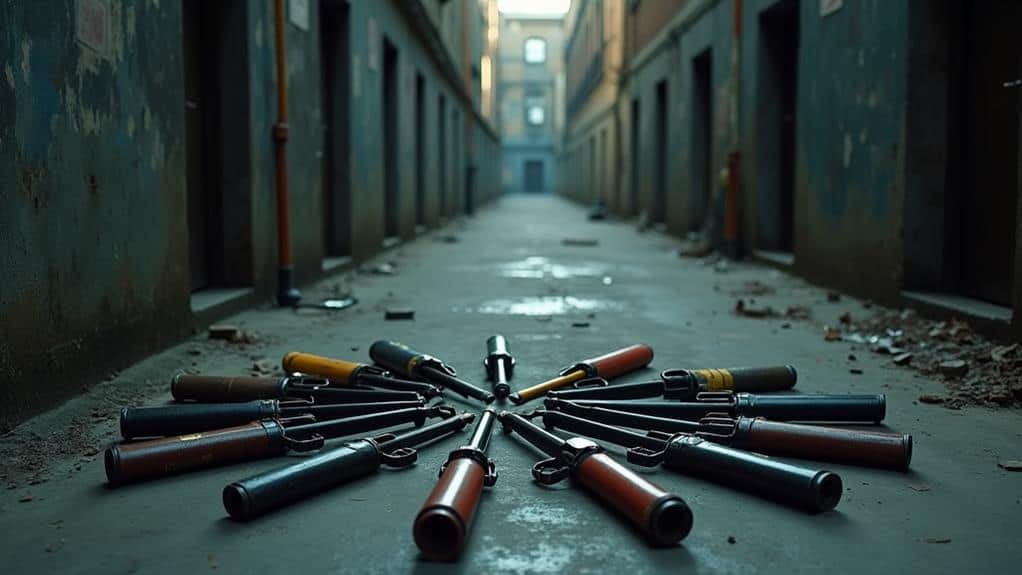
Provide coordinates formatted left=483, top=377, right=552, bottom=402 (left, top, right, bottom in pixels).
left=350, top=346, right=359, bottom=352
left=727, top=536, right=736, bottom=544
left=893, top=352, right=913, bottom=366
left=18, top=494, right=33, bottom=503
left=925, top=538, right=951, bottom=544
left=908, top=483, right=931, bottom=492
left=824, top=326, right=842, bottom=342
left=849, top=368, right=863, bottom=375
left=734, top=299, right=773, bottom=318
left=938, top=360, right=968, bottom=378
left=918, top=394, right=944, bottom=404
left=839, top=312, right=852, bottom=325
left=384, top=308, right=415, bottom=321
left=571, top=322, right=590, bottom=328
left=848, top=354, right=857, bottom=361
left=997, top=460, right=1022, bottom=471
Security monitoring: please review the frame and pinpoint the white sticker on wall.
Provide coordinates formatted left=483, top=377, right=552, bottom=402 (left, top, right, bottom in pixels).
left=289, top=0, right=310, bottom=31
left=820, top=0, right=842, bottom=18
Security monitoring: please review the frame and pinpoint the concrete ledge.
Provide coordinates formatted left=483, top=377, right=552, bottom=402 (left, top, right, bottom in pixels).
left=190, top=287, right=258, bottom=326
left=902, top=290, right=1014, bottom=339
left=753, top=249, right=795, bottom=268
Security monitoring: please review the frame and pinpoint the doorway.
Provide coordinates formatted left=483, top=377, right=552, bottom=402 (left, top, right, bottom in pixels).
left=438, top=94, right=447, bottom=219
left=691, top=49, right=713, bottom=232
left=654, top=79, right=668, bottom=224
left=382, top=38, right=399, bottom=240
left=630, top=98, right=641, bottom=216
left=414, top=72, right=426, bottom=228
left=319, top=0, right=351, bottom=257
left=524, top=160, right=544, bottom=192
left=757, top=0, right=798, bottom=254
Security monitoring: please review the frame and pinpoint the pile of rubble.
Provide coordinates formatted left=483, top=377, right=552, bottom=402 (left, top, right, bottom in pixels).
left=824, top=309, right=1022, bottom=409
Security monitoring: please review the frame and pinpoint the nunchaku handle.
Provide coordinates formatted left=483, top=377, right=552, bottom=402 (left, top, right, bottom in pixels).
left=733, top=418, right=912, bottom=470
left=569, top=344, right=654, bottom=379
left=224, top=438, right=393, bottom=521
left=568, top=449, right=693, bottom=546
left=414, top=453, right=496, bottom=561
left=733, top=392, right=886, bottom=423
left=171, top=374, right=288, bottom=403
left=637, top=435, right=842, bottom=513
left=369, top=340, right=429, bottom=378
left=282, top=352, right=361, bottom=384
left=680, top=365, right=797, bottom=394
left=119, top=400, right=280, bottom=439
left=105, top=421, right=287, bottom=485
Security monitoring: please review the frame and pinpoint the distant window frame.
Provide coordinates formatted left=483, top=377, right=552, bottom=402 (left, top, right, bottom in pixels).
left=524, top=37, right=547, bottom=64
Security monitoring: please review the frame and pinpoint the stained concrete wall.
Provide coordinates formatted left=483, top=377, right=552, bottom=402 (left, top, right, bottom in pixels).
left=0, top=0, right=501, bottom=431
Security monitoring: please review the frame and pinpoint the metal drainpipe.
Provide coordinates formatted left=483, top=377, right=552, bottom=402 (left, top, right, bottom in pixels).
left=273, top=0, right=301, bottom=306
left=462, top=0, right=476, bottom=215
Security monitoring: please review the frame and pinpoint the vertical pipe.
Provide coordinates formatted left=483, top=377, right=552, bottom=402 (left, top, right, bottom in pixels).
left=274, top=0, right=301, bottom=305
left=462, top=0, right=475, bottom=215
left=723, top=0, right=742, bottom=258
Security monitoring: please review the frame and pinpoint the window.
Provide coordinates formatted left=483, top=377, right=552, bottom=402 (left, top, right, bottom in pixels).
left=525, top=95, right=546, bottom=125
left=524, top=37, right=546, bottom=63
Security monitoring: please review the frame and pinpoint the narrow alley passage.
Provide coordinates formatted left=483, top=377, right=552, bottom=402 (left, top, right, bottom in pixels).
left=1, top=195, right=1019, bottom=574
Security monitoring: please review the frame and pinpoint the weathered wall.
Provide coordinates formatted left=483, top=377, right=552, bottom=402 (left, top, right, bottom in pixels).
left=789, top=1, right=906, bottom=303
left=0, top=0, right=190, bottom=430
left=0, top=0, right=502, bottom=430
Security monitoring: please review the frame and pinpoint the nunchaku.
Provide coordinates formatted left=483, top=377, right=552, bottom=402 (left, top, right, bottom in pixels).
left=543, top=397, right=911, bottom=469
left=224, top=413, right=476, bottom=521
left=483, top=335, right=515, bottom=399
left=282, top=352, right=442, bottom=398
left=561, top=391, right=886, bottom=423
left=414, top=409, right=498, bottom=561
left=370, top=340, right=495, bottom=403
left=508, top=344, right=654, bottom=404
left=526, top=409, right=843, bottom=513
left=498, top=411, right=693, bottom=546
left=547, top=365, right=797, bottom=401
left=105, top=405, right=456, bottom=485
left=171, top=374, right=423, bottom=404
left=118, top=398, right=427, bottom=439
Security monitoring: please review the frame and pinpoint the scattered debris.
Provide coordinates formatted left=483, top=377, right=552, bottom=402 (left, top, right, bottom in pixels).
left=924, top=538, right=952, bottom=544
left=893, top=352, right=913, bottom=366
left=295, top=297, right=358, bottom=312
left=18, top=494, right=33, bottom=503
left=938, top=360, right=968, bottom=378
left=848, top=354, right=857, bottom=361
left=727, top=536, right=736, bottom=544
left=730, top=281, right=775, bottom=296
left=251, top=359, right=276, bottom=375
left=384, top=308, right=415, bottom=321
left=918, top=394, right=945, bottom=404
left=734, top=299, right=774, bottom=318
left=781, top=322, right=791, bottom=329
left=823, top=326, right=842, bottom=341
left=908, top=484, right=931, bottom=492
left=997, top=460, right=1022, bottom=471
left=434, top=234, right=459, bottom=243
left=991, top=344, right=1018, bottom=363
left=827, top=291, right=841, bottom=302
left=187, top=348, right=202, bottom=356
left=839, top=312, right=852, bottom=325
left=785, top=306, right=811, bottom=320
left=571, top=322, right=590, bottom=328
left=849, top=368, right=863, bottom=375
left=362, top=262, right=396, bottom=275
left=562, top=237, right=599, bottom=247
left=678, top=240, right=714, bottom=258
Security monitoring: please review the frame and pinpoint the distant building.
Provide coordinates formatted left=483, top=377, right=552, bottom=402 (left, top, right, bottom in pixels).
left=497, top=11, right=565, bottom=193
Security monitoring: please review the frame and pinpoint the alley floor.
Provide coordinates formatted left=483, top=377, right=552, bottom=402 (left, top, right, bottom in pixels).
left=1, top=195, right=1020, bottom=574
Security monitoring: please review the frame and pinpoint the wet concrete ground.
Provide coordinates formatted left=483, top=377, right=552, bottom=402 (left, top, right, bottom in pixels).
left=1, top=195, right=1020, bottom=574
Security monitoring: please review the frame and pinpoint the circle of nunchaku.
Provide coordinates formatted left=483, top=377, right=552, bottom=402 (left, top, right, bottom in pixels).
left=104, top=337, right=911, bottom=560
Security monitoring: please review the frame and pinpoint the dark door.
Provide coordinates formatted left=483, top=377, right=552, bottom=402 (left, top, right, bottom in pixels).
left=383, top=39, right=399, bottom=239
left=524, top=160, right=544, bottom=192
left=959, top=0, right=1021, bottom=305
left=320, top=0, right=351, bottom=256
left=438, top=94, right=447, bottom=218
left=692, top=49, right=713, bottom=231
left=759, top=0, right=798, bottom=252
left=654, top=79, right=668, bottom=223
left=415, top=73, right=426, bottom=227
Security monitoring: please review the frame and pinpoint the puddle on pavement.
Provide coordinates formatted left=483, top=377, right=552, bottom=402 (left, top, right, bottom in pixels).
left=460, top=296, right=624, bottom=316
left=497, top=256, right=607, bottom=280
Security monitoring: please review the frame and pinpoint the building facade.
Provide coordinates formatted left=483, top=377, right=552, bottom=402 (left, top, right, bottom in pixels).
left=497, top=11, right=565, bottom=194
left=0, top=0, right=501, bottom=430
left=560, top=0, right=1022, bottom=340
